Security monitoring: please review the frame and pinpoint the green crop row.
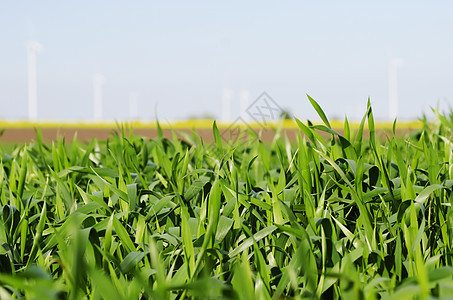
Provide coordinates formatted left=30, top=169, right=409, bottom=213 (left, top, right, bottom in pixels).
left=1, top=97, right=453, bottom=299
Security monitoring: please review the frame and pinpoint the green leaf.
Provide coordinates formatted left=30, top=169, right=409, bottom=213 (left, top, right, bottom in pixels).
left=119, top=251, right=145, bottom=274
left=307, top=94, right=331, bottom=128
left=213, top=121, right=223, bottom=150
left=229, top=225, right=277, bottom=257
left=112, top=217, right=136, bottom=253
left=414, top=184, right=443, bottom=205
left=231, top=254, right=255, bottom=300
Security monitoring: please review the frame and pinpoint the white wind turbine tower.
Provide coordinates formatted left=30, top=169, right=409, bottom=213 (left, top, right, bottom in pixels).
left=27, top=41, right=42, bottom=121
left=221, top=88, right=232, bottom=122
left=93, top=74, right=105, bottom=121
left=389, top=58, right=403, bottom=120
left=239, top=89, right=251, bottom=121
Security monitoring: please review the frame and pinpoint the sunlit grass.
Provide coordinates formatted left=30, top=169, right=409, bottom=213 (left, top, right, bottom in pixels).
left=0, top=97, right=452, bottom=298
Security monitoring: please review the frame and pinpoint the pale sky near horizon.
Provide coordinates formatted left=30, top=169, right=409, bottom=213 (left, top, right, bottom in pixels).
left=1, top=1, right=452, bottom=122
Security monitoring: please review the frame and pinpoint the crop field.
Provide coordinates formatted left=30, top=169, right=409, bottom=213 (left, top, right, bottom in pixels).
left=1, top=97, right=453, bottom=299
left=0, top=118, right=422, bottom=144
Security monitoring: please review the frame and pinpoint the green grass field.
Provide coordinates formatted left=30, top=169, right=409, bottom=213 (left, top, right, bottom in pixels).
left=1, top=97, right=453, bottom=299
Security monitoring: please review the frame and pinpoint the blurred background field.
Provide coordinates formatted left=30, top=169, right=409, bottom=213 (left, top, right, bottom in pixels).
left=0, top=119, right=424, bottom=143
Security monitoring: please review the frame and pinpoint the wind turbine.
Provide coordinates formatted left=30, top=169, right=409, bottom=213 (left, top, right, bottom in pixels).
left=389, top=58, right=403, bottom=120
left=221, top=88, right=232, bottom=122
left=93, top=74, right=105, bottom=121
left=27, top=41, right=42, bottom=121
left=239, top=89, right=251, bottom=121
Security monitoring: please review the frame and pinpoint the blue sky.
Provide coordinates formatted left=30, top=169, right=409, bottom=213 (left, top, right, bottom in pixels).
left=1, top=1, right=452, bottom=121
